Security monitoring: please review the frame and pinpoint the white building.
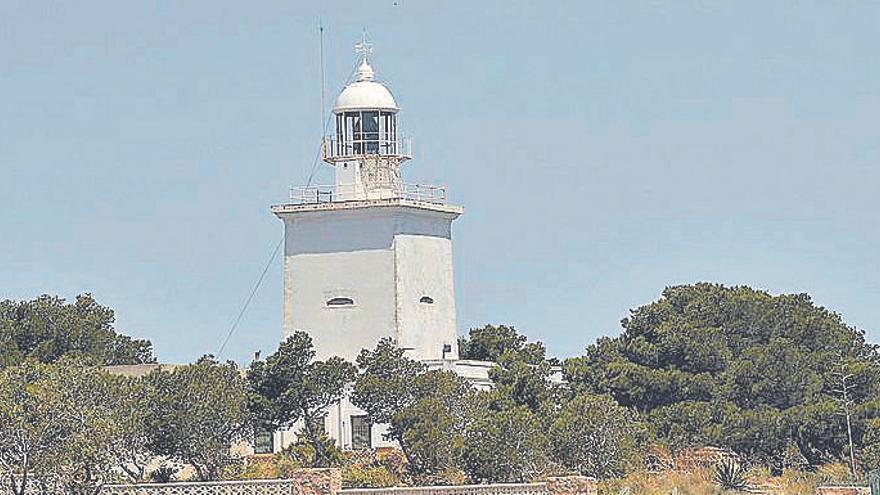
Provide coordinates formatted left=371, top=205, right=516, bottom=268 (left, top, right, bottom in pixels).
left=269, top=40, right=492, bottom=452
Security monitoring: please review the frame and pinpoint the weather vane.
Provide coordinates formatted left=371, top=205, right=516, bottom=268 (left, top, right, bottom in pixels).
left=355, top=29, right=372, bottom=62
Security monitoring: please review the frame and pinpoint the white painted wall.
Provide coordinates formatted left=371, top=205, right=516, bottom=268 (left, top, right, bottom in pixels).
left=272, top=200, right=462, bottom=452
left=275, top=394, right=396, bottom=452
left=395, top=234, right=459, bottom=361
left=277, top=203, right=460, bottom=362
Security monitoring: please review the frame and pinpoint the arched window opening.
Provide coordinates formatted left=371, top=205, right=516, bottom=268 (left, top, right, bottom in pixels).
left=419, top=296, right=434, bottom=304
left=327, top=297, right=355, bottom=307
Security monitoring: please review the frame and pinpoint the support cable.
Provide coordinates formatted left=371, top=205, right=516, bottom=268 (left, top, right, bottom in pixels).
left=215, top=28, right=363, bottom=359
left=216, top=236, right=283, bottom=358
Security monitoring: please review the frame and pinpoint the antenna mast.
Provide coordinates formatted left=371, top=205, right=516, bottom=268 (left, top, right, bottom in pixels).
left=319, top=20, right=327, bottom=139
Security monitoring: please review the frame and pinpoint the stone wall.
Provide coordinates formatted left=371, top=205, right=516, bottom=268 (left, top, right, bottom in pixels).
left=289, top=469, right=343, bottom=495
left=339, top=477, right=596, bottom=495
left=544, top=477, right=598, bottom=495
left=340, top=483, right=548, bottom=495
left=816, top=487, right=871, bottom=495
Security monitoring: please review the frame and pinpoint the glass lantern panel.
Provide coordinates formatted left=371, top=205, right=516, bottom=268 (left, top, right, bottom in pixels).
left=362, top=111, right=379, bottom=154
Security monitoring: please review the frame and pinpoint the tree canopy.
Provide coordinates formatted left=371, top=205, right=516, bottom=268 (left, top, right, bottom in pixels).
left=458, top=324, right=547, bottom=365
left=6, top=285, right=880, bottom=485
left=352, top=338, right=474, bottom=478
left=0, top=362, right=151, bottom=495
left=146, top=356, right=252, bottom=481
left=564, top=283, right=880, bottom=469
left=248, top=332, right=356, bottom=467
left=0, top=294, right=154, bottom=367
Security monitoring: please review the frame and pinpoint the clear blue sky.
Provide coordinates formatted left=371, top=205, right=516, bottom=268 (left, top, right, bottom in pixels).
left=2, top=1, right=878, bottom=365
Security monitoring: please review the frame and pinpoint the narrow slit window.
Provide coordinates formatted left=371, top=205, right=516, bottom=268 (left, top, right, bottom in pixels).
left=327, top=297, right=354, bottom=307
left=419, top=296, right=434, bottom=304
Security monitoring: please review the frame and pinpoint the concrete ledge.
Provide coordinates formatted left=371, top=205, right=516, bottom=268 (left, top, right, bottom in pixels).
left=271, top=198, right=464, bottom=217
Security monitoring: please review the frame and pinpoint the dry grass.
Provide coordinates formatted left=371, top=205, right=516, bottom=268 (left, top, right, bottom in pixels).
left=598, top=463, right=856, bottom=495
left=600, top=469, right=720, bottom=495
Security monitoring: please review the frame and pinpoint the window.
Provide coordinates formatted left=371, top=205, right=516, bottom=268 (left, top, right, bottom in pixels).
left=327, top=297, right=354, bottom=307
left=362, top=111, right=379, bottom=138
left=350, top=415, right=372, bottom=450
left=339, top=110, right=395, bottom=156
left=253, top=429, right=273, bottom=454
left=419, top=296, right=434, bottom=304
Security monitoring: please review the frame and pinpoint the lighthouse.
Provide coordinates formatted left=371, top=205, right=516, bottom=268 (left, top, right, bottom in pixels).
left=272, top=39, right=463, bottom=366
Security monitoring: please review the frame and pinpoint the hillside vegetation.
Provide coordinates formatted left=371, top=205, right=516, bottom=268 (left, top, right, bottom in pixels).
left=2, top=284, right=880, bottom=494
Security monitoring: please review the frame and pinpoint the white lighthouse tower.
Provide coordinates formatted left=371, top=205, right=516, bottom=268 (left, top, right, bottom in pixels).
left=271, top=40, right=463, bottom=366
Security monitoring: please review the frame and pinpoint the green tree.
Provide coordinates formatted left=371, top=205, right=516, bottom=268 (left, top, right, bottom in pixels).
left=459, top=324, right=564, bottom=417
left=458, top=325, right=546, bottom=365
left=488, top=349, right=561, bottom=413
left=248, top=332, right=355, bottom=467
left=564, top=283, right=880, bottom=469
left=352, top=338, right=473, bottom=477
left=146, top=356, right=252, bottom=481
left=548, top=394, right=645, bottom=479
left=859, top=417, right=880, bottom=472
left=456, top=326, right=565, bottom=482
left=0, top=294, right=154, bottom=367
left=461, top=404, right=549, bottom=483
left=352, top=338, right=427, bottom=425
left=391, top=371, right=473, bottom=477
left=0, top=361, right=70, bottom=495
left=104, top=375, right=155, bottom=483
left=48, top=368, right=135, bottom=495
left=0, top=361, right=137, bottom=495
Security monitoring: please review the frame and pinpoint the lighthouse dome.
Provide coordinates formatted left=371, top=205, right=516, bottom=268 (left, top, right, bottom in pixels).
left=333, top=60, right=399, bottom=113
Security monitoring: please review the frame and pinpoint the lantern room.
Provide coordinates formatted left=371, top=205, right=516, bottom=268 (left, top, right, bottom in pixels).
left=323, top=58, right=410, bottom=163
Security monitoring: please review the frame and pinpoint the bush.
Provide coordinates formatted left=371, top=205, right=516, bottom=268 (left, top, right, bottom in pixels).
left=280, top=437, right=344, bottom=468
left=714, top=459, right=748, bottom=491
left=549, top=394, right=645, bottom=479
left=149, top=466, right=179, bottom=483
left=342, top=466, right=400, bottom=488
left=341, top=449, right=407, bottom=488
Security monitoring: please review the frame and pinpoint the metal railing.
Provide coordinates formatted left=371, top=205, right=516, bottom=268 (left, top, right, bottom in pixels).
left=102, top=479, right=300, bottom=495
left=399, top=183, right=447, bottom=203
left=322, top=136, right=412, bottom=162
left=288, top=183, right=447, bottom=205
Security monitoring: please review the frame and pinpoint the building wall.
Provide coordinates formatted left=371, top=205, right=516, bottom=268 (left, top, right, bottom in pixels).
left=284, top=248, right=396, bottom=362
left=275, top=201, right=462, bottom=452
left=394, top=234, right=458, bottom=361
left=280, top=205, right=458, bottom=362
left=276, top=396, right=395, bottom=452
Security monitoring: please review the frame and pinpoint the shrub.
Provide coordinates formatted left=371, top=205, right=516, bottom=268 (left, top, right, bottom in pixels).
left=149, top=466, right=178, bottom=483
left=714, top=459, right=748, bottom=491
left=342, top=466, right=399, bottom=488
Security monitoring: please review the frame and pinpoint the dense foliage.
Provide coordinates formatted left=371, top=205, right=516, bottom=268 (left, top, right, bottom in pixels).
left=0, top=361, right=121, bottom=495
left=146, top=357, right=252, bottom=481
left=248, top=332, right=355, bottom=467
left=353, top=330, right=638, bottom=483
left=564, top=283, right=880, bottom=471
left=352, top=338, right=474, bottom=479
left=458, top=325, right=547, bottom=365
left=0, top=356, right=253, bottom=494
left=0, top=294, right=154, bottom=366
left=548, top=394, right=645, bottom=479
left=462, top=404, right=549, bottom=483
left=4, top=285, right=880, bottom=488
